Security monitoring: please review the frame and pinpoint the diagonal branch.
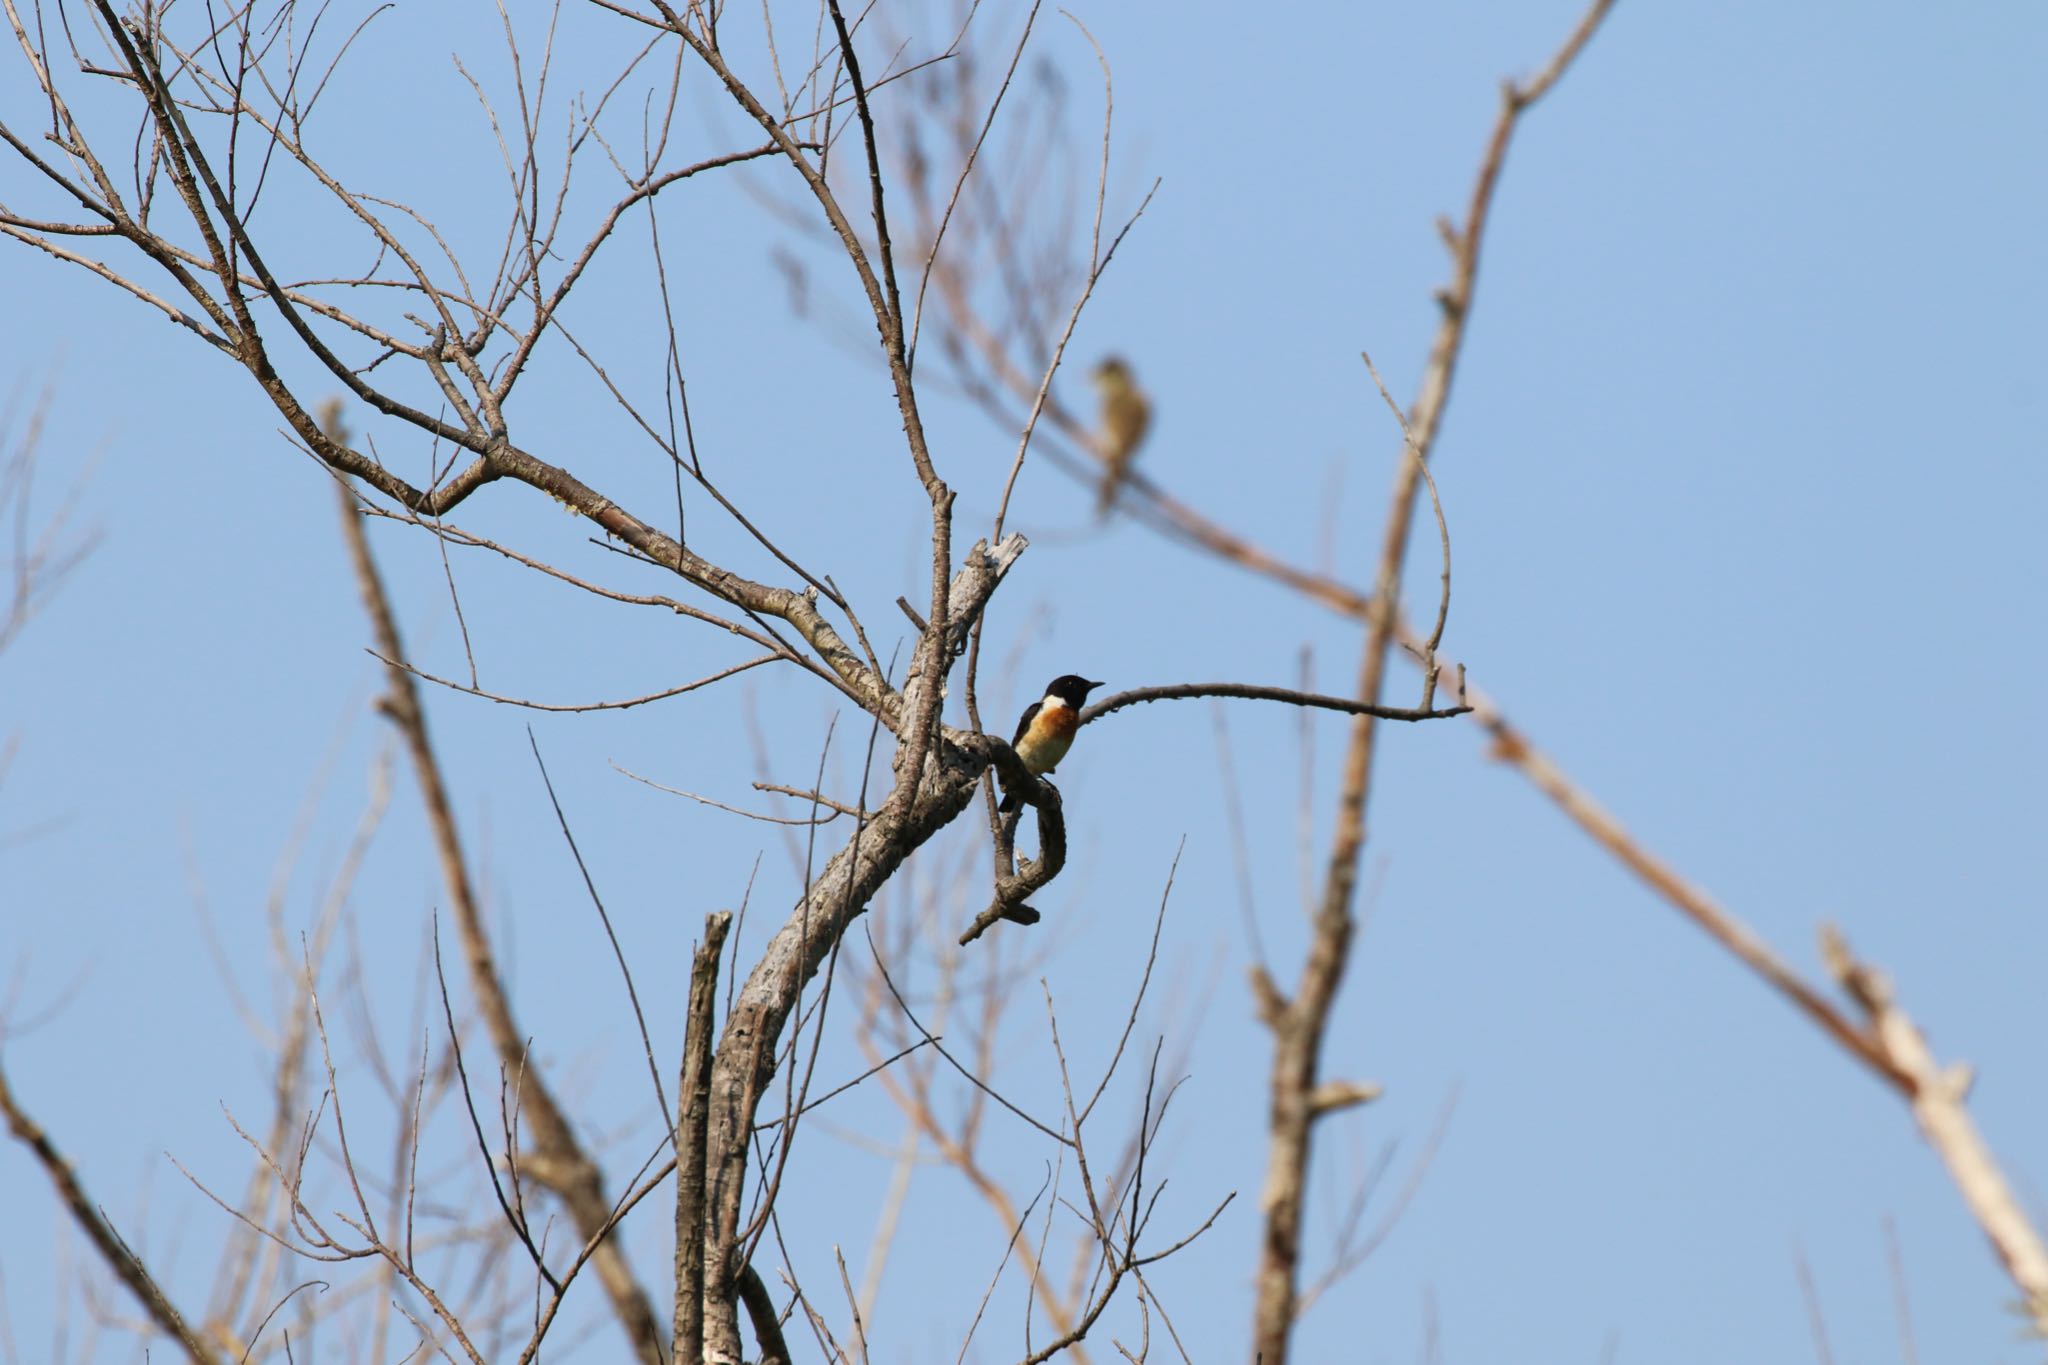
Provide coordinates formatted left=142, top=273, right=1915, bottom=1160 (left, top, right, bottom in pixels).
left=1475, top=680, right=2048, bottom=1334
left=0, top=1060, right=224, bottom=1365
left=651, top=7, right=965, bottom=839
left=1250, top=4, right=1616, bottom=1359
left=1470, top=687, right=1905, bottom=1087
left=1821, top=928, right=2048, bottom=1333
left=331, top=459, right=667, bottom=1365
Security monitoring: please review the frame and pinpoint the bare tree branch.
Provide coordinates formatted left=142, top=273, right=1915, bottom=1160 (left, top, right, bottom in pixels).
left=1081, top=683, right=1467, bottom=728
left=332, top=451, right=667, bottom=1365
left=1821, top=928, right=2048, bottom=1334
left=1249, top=4, right=1615, bottom=1357
left=676, top=911, right=735, bottom=1365
left=0, top=1061, right=224, bottom=1364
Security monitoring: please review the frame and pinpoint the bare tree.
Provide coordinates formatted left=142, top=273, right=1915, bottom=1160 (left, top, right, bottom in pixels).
left=0, top=3, right=1459, bottom=1361
left=5, top=3, right=2040, bottom=1364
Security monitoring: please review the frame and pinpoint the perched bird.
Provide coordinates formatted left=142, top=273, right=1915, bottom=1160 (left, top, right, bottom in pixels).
left=1091, top=356, right=1151, bottom=518
left=998, top=674, right=1106, bottom=813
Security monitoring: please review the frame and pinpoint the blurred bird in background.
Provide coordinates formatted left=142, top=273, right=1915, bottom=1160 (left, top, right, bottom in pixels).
left=1091, top=356, right=1151, bottom=519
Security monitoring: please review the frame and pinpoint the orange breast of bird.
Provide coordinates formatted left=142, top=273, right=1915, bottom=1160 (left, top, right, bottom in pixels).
left=1016, top=703, right=1080, bottom=774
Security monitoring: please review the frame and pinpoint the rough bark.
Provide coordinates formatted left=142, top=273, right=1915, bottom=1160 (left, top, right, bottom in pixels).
left=697, top=537, right=1022, bottom=1362
left=675, top=912, right=733, bottom=1364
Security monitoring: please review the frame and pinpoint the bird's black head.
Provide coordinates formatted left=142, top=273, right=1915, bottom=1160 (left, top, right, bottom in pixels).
left=1044, top=675, right=1104, bottom=707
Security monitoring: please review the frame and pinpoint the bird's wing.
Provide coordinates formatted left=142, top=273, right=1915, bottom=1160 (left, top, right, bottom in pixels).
left=1011, top=700, right=1043, bottom=746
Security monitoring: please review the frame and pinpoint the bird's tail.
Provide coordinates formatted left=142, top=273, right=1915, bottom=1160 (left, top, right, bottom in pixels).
left=998, top=785, right=1022, bottom=815
left=1095, top=453, right=1130, bottom=520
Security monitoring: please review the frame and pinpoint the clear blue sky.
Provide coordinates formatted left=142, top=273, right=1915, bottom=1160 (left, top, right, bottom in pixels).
left=3, top=2, right=2045, bottom=1362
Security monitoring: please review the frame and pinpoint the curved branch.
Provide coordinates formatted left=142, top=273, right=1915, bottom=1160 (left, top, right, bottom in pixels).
left=959, top=786, right=1064, bottom=945
left=954, top=681, right=1463, bottom=947
left=366, top=647, right=782, bottom=713
left=737, top=1263, right=792, bottom=1365
left=1081, top=682, right=1469, bottom=727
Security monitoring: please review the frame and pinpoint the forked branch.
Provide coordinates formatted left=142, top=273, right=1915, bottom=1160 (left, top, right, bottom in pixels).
left=1251, top=3, right=1616, bottom=1358
left=1820, top=927, right=2048, bottom=1333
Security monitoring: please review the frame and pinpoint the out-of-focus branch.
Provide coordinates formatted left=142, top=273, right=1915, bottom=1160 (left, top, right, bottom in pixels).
left=1472, top=669, right=2048, bottom=1332
left=0, top=1060, right=223, bottom=1365
left=921, top=6, right=2030, bottom=1342
left=1820, top=928, right=2048, bottom=1333
left=1248, top=529, right=1393, bottom=1362
left=201, top=742, right=390, bottom=1355
left=330, top=429, right=667, bottom=1365
left=0, top=385, right=96, bottom=659
left=1249, top=5, right=1615, bottom=1359
left=1017, top=1000, right=1232, bottom=1365
left=1470, top=688, right=1905, bottom=1086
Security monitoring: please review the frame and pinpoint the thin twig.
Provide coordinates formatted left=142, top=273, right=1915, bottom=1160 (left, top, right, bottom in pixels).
left=1793, top=1240, right=1837, bottom=1365
left=1884, top=1216, right=1920, bottom=1365
left=526, top=730, right=672, bottom=1134
left=365, top=648, right=781, bottom=712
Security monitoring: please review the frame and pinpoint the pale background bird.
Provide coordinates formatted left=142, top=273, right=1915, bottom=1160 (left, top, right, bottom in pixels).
left=1091, top=355, right=1150, bottom=518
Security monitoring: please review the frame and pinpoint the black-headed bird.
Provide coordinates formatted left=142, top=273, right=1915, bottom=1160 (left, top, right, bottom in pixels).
left=1092, top=357, right=1151, bottom=519
left=998, top=674, right=1105, bottom=813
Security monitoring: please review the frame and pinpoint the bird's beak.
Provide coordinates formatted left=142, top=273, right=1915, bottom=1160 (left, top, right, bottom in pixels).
left=1086, top=679, right=1106, bottom=692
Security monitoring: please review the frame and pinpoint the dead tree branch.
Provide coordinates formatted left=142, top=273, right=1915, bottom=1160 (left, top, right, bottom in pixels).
left=0, top=1061, right=224, bottom=1364
left=333, top=467, right=667, bottom=1364
left=1081, top=683, right=1467, bottom=727
left=1249, top=4, right=1615, bottom=1358
left=1819, top=928, right=2048, bottom=1333
left=698, top=533, right=1027, bottom=1358
left=677, top=911, right=735, bottom=1365
left=1470, top=689, right=1906, bottom=1087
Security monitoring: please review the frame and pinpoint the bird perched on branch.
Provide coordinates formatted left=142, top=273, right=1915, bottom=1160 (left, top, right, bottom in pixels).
left=1091, top=356, right=1151, bottom=518
left=998, top=674, right=1105, bottom=813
